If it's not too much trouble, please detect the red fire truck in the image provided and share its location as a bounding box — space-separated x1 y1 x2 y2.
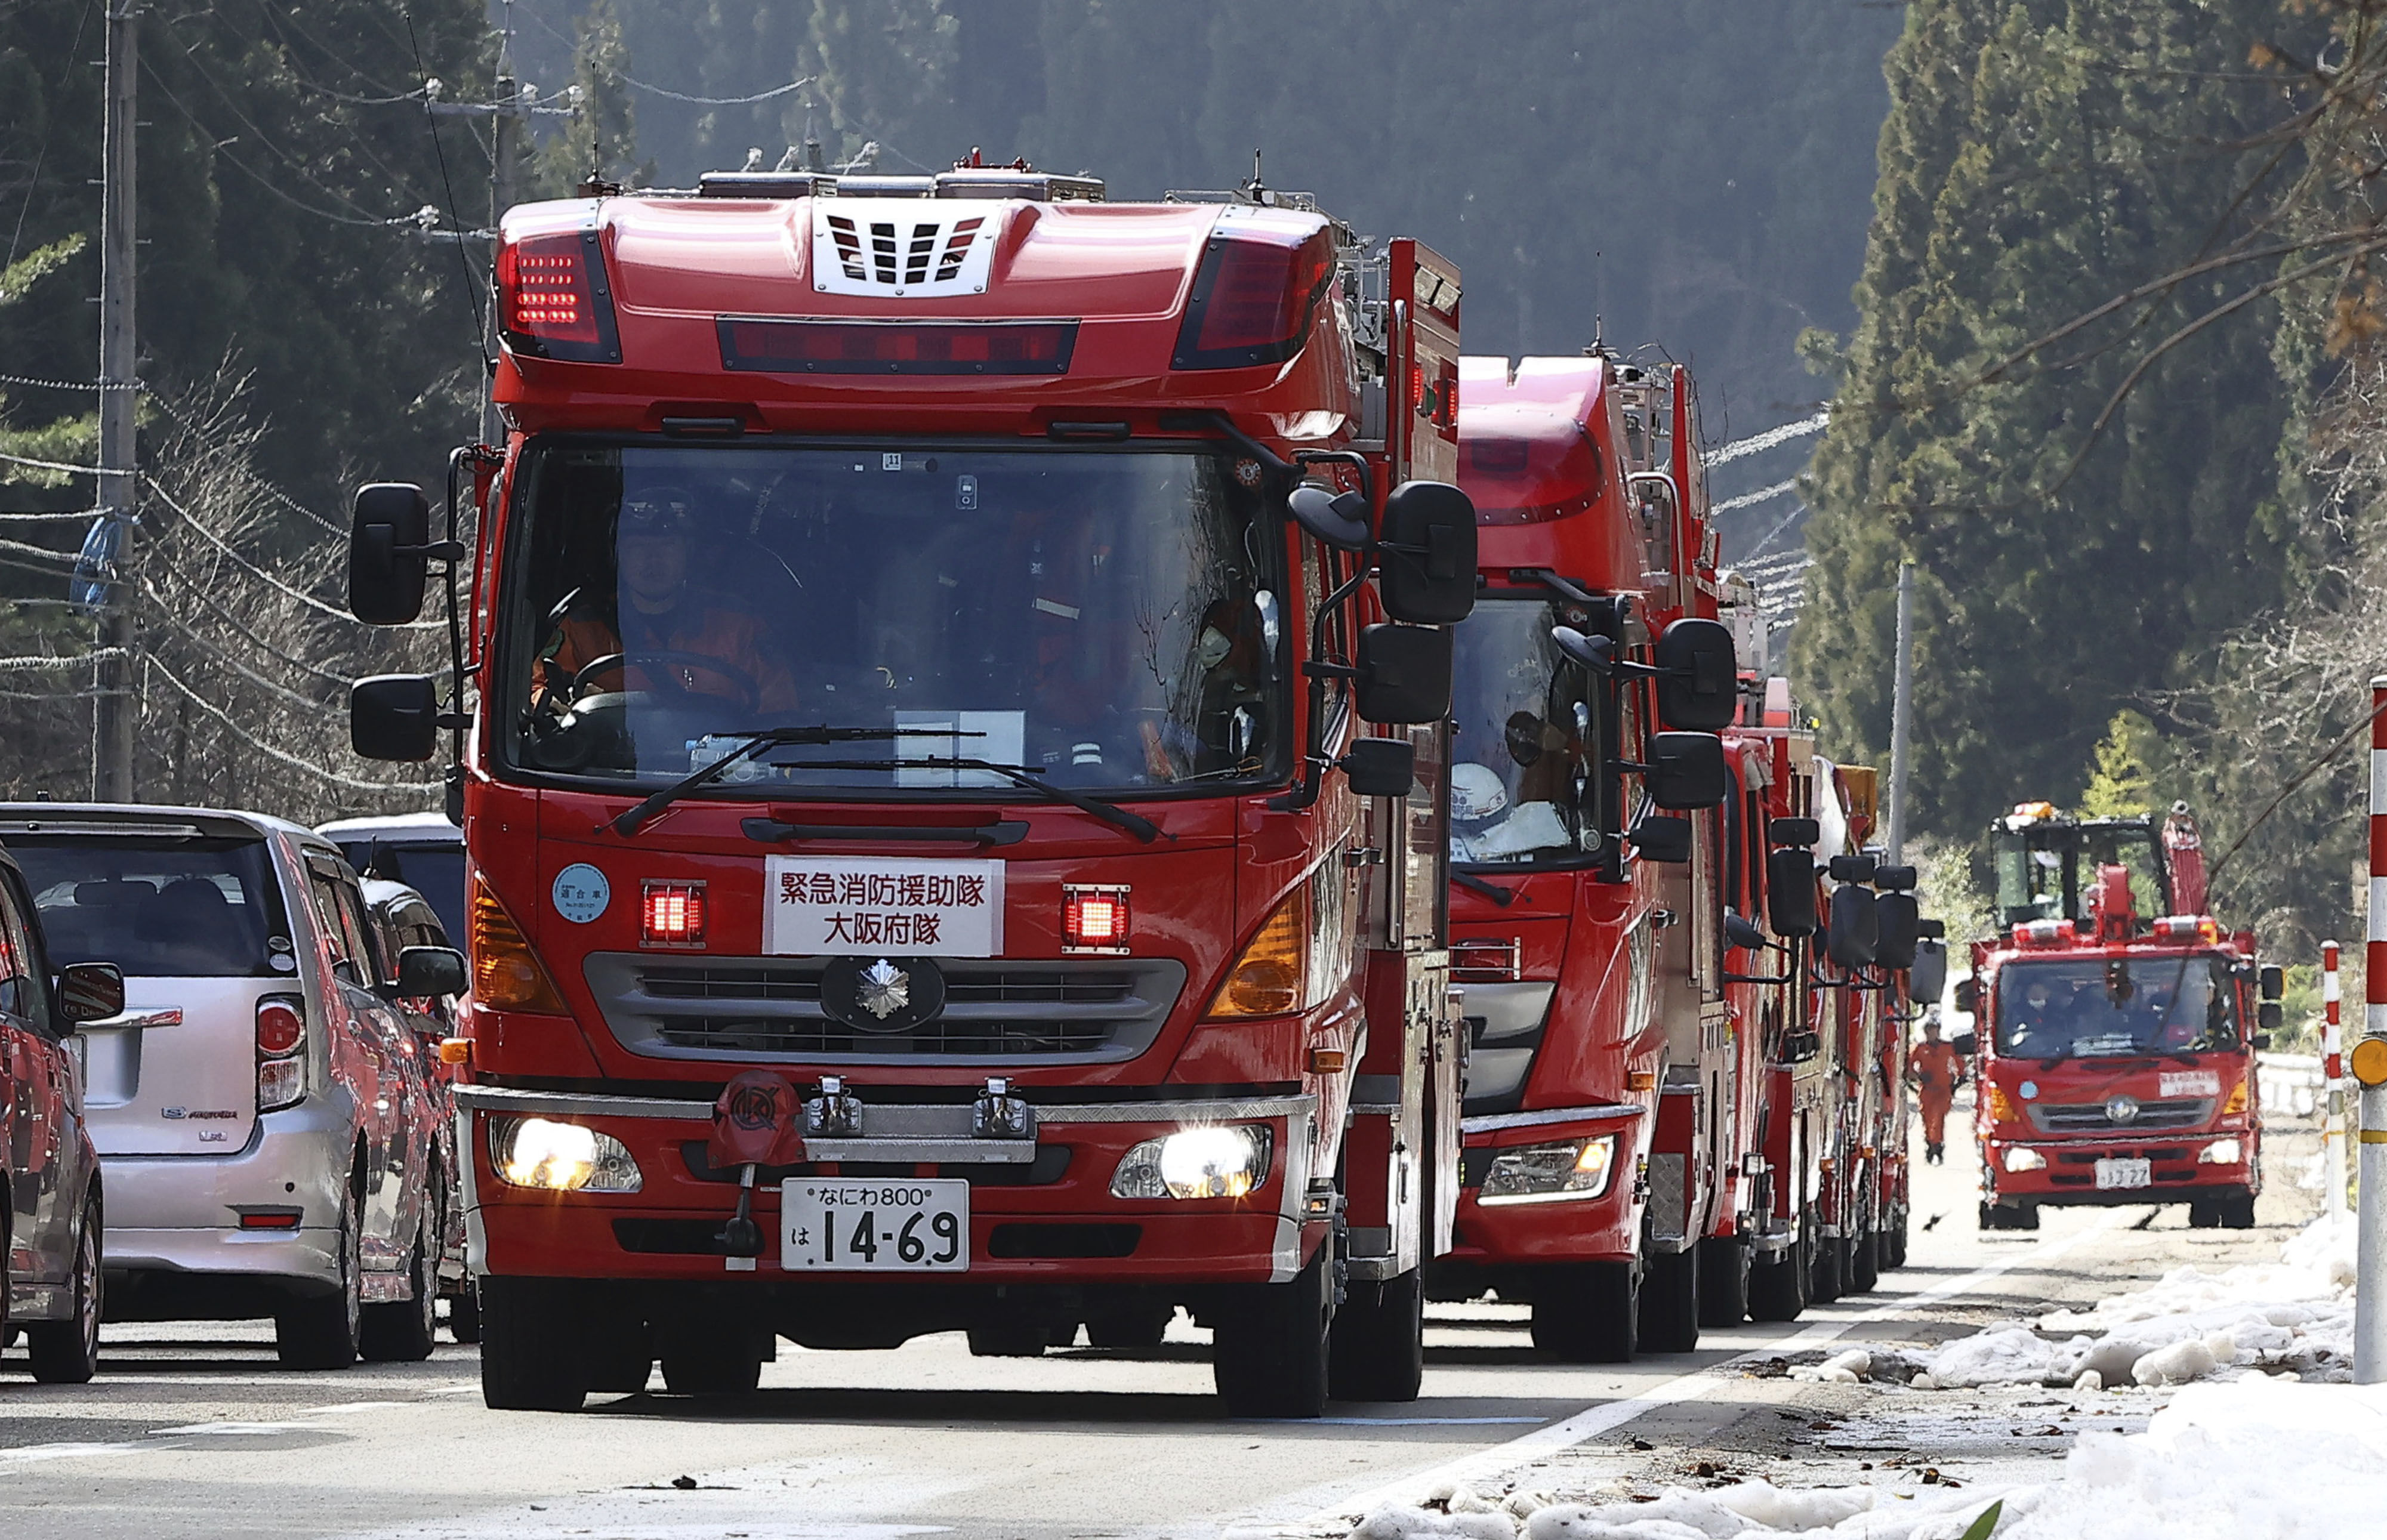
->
341 159 1484 1415
1427 355 1738 1360
1963 805 2276 1229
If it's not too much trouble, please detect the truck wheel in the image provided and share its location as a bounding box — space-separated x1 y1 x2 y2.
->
967 1322 1051 1357
586 1311 656 1393
1638 1246 1700 1354
277 1193 363 1370
1746 1241 1808 1323
27 1195 103 1385
1213 1246 1333 1417
1328 1267 1424 1403
1697 1237 1750 1328
1809 1234 1846 1304
360 1223 439 1363
1084 1301 1174 1351
1530 1261 1638 1363
445 1279 482 1344
1849 1228 1880 1294
2007 1201 2040 1231
2219 1191 2258 1229
661 1329 764 1396
480 1277 591 1411
1882 1214 1909 1270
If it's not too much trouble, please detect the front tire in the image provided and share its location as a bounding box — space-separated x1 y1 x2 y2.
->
1848 1227 1880 1294
1747 1227 1810 1323
445 1279 482 1344
1637 1246 1700 1354
277 1193 362 1371
1530 1261 1638 1363
27 1195 103 1384
480 1277 591 1411
1697 1236 1751 1327
1327 1266 1424 1403
1213 1246 1333 1417
1809 1232 1846 1304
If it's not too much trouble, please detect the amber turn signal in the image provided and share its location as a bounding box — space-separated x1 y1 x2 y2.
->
1308 1046 1347 1075
470 875 568 1013
1206 884 1312 1019
439 1038 473 1066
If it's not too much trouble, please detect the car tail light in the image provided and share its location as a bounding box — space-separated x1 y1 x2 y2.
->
238 1211 302 1230
257 993 306 1112
1062 884 1130 955
1206 884 1312 1019
496 229 621 363
719 317 1077 375
470 875 568 1013
642 880 708 948
1171 226 1336 370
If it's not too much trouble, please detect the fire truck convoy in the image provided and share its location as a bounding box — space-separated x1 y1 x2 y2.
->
343 159 1488 1415
1963 805 2277 1230
1428 353 1933 1357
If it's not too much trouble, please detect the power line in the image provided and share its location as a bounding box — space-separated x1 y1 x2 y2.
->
1711 478 1799 515
622 73 813 107
143 474 443 629
1709 411 1830 468
143 649 440 794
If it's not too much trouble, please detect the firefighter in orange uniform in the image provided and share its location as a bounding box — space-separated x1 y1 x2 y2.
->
542 488 798 718
1910 1013 1965 1165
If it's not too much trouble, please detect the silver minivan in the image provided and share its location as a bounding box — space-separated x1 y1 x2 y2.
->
1 806 461 1368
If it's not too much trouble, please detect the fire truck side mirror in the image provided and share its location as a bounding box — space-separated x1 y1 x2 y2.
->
1874 892 1921 970
1287 483 1372 551
350 674 441 762
1826 885 1879 968
1917 917 1947 939
1643 731 1728 810
2259 965 2284 1001
1950 1028 1978 1058
1953 977 1979 1014
350 482 432 625
1768 816 1821 848
1766 848 1818 936
1376 481 1478 624
1910 939 1948 1003
1652 618 1738 731
1338 737 1416 798
2257 1001 2283 1034
1629 814 1694 863
1353 624 1452 724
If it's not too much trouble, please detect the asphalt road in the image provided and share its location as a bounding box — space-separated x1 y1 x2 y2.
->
0 1106 2315 1540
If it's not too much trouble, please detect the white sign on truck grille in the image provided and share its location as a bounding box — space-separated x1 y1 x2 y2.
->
763 856 1005 957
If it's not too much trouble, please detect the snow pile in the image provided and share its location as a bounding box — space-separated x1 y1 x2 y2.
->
1911 1215 2354 1389
1346 1381 2387 1540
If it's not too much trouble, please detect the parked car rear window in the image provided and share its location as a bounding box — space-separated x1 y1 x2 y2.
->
16 837 290 979
335 841 464 942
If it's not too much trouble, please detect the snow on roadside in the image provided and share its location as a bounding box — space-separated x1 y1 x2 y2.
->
1904 1214 2355 1390
1339 1379 2387 1540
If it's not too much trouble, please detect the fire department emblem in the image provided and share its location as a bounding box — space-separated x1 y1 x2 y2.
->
2104 1094 2141 1125
857 959 911 1020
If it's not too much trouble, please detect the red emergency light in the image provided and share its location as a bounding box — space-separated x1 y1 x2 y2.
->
1172 227 1335 371
2151 915 2223 943
1062 884 1131 955
718 317 1078 376
642 880 708 949
497 230 621 363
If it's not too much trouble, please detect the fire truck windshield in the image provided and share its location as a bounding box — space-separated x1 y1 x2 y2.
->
499 441 1286 795
1994 956 2241 1058
1447 597 1600 866
1993 818 2166 927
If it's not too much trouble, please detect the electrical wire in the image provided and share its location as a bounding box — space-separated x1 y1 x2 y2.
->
138 64 420 229
622 72 813 106
141 649 439 794
137 569 357 690
399 1 492 358
0 647 129 671
3 0 100 273
142 474 443 629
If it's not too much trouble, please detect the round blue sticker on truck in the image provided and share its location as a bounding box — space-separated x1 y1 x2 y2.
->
553 863 610 924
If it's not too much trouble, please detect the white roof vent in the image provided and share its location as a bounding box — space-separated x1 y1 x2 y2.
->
812 197 1001 298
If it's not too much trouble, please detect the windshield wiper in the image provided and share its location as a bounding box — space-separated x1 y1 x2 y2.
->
605 724 974 837
1454 871 1518 906
730 755 1167 844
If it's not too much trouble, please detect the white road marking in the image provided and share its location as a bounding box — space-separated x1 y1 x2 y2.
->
1257 1209 2135 1527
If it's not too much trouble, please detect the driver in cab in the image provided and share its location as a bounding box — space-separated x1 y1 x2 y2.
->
541 488 798 718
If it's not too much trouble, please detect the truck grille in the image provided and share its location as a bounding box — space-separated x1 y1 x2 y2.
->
584 954 1183 1064
2027 1097 2214 1133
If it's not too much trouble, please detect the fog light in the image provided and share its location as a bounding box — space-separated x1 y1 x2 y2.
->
491 1116 643 1192
2198 1137 2243 1165
2003 1146 2047 1173
1110 1125 1273 1199
1479 1135 1617 1205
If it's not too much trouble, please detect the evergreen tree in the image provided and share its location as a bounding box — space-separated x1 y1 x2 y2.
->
1793 0 2302 845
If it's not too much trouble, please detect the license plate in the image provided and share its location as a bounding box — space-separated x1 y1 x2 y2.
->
783 1178 969 1271
2095 1158 2152 1190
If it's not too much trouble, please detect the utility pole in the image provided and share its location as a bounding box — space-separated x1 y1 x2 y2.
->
92 4 140 802
1885 560 1914 865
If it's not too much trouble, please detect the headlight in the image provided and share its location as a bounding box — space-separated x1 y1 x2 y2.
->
1109 1125 1273 1199
2198 1137 2243 1165
2002 1146 2047 1173
490 1116 643 1193
1478 1135 1617 1205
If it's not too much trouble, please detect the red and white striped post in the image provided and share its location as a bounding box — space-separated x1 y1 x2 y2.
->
2326 940 2345 1218
2357 678 2387 1382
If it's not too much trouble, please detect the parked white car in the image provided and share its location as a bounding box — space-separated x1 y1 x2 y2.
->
1 806 462 1368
